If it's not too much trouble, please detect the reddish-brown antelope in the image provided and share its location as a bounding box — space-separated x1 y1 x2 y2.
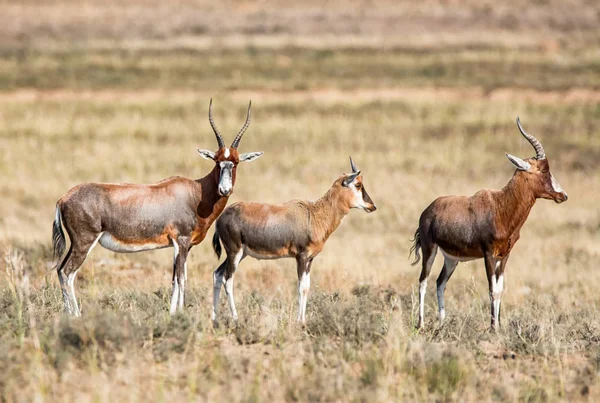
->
211 157 376 324
410 118 568 330
52 100 263 317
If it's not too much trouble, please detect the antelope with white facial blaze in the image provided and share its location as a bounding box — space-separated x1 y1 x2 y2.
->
52 100 263 317
211 157 376 324
410 118 568 330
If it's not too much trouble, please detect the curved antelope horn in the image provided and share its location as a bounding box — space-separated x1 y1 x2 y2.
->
516 117 545 160
231 101 252 149
349 156 358 173
209 99 225 149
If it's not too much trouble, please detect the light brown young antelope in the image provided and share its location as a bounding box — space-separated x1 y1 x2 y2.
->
410 118 568 330
52 100 263 317
211 157 376 323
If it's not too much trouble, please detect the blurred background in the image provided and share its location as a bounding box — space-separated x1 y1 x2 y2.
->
0 1 599 401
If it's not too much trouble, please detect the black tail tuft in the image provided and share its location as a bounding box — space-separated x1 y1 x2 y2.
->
409 228 421 266
52 204 66 267
212 230 222 259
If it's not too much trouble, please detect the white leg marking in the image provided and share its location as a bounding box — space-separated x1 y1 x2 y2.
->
303 272 311 323
169 240 182 313
224 249 243 321
58 272 72 314
212 268 224 321
67 271 81 317
419 279 427 326
170 276 179 315
86 232 104 259
418 250 438 327
297 272 310 323
184 261 188 281
178 275 185 311
492 274 504 325
225 277 237 321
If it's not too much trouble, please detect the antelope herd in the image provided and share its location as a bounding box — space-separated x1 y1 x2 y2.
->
52 101 567 330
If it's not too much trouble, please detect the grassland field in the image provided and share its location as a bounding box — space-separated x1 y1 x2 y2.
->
0 1 599 402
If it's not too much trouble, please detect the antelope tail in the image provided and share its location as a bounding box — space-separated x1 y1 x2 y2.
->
212 230 222 259
409 228 421 266
52 204 66 267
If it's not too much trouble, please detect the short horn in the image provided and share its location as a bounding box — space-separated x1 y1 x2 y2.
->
209 98 225 149
231 101 251 149
516 117 545 160
349 156 358 173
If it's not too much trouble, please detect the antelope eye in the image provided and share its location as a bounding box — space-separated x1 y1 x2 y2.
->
355 183 362 190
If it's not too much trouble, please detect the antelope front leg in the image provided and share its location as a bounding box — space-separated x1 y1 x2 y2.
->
296 256 312 324
484 253 507 330
493 255 509 328
170 238 189 315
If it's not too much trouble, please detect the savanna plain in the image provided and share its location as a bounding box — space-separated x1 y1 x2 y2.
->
0 1 599 401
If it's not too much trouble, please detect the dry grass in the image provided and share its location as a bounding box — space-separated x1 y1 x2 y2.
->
1 1 600 402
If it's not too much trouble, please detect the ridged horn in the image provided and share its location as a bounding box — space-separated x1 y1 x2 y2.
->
231 101 252 149
349 156 358 173
208 99 225 149
516 117 545 160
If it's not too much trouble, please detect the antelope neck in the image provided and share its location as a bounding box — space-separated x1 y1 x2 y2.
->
495 174 537 236
308 186 350 243
195 165 229 219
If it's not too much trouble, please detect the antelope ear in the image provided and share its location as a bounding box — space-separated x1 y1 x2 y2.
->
343 171 361 187
506 153 531 171
197 149 216 160
239 151 264 162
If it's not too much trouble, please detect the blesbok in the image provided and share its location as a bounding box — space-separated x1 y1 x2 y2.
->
410 117 568 330
211 157 376 324
52 100 264 317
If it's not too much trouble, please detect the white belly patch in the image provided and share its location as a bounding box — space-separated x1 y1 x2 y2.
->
99 232 168 253
439 248 478 262
244 246 291 260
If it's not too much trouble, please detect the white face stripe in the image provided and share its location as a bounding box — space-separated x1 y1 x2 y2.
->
218 161 234 195
347 177 370 210
224 148 230 158
550 174 564 193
